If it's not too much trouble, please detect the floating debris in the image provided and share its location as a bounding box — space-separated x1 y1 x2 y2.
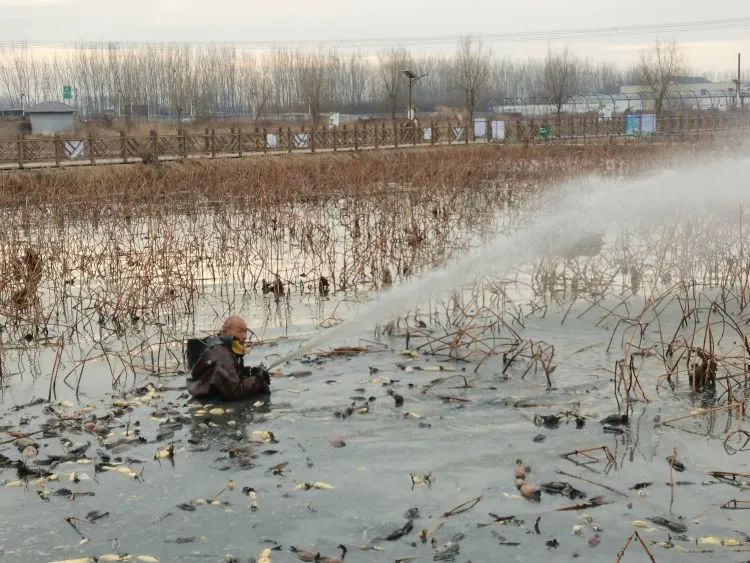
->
290 546 317 562
540 481 587 500
519 483 540 502
329 437 346 448
697 537 720 546
666 455 686 472
153 443 174 460
251 431 277 443
295 482 333 490
647 516 687 533
383 519 414 541
599 414 628 426
556 496 611 511
410 472 432 487
243 487 259 511
317 545 347 563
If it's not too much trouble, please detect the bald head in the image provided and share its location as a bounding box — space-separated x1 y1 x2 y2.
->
221 316 248 345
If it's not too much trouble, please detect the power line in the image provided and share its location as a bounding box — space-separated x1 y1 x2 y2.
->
3 16 750 50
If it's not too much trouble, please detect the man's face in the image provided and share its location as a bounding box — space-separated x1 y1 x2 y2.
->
225 320 248 345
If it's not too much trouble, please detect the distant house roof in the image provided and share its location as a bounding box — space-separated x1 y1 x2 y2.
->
674 76 712 85
622 76 713 88
26 101 75 114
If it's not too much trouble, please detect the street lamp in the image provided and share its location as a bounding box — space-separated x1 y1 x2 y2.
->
402 70 428 121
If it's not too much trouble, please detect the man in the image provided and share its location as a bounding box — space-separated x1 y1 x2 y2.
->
189 316 270 402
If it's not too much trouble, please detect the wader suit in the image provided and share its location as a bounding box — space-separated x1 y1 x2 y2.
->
189 335 270 402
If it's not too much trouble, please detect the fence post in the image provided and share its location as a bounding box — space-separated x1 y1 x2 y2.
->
333 126 338 152
362 123 367 149
149 130 159 163
679 115 685 142
582 117 587 145
88 132 96 165
17 134 24 169
373 124 378 149
569 114 574 142
277 127 282 152
209 129 215 158
182 129 189 160
354 124 359 151
310 126 316 153
287 127 293 153
54 133 61 167
465 120 469 144
393 121 398 148
431 120 436 147
120 131 128 163
204 128 210 153
237 127 243 157
262 128 268 154
447 120 452 145
696 113 700 143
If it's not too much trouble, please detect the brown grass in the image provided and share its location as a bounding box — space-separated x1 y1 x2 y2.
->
0 143 719 210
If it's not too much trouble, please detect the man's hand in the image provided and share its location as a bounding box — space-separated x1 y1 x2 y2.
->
250 365 271 385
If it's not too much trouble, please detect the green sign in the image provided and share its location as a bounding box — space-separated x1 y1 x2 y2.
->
63 85 72 100
539 123 551 140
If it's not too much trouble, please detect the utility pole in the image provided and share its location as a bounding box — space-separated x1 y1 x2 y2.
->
402 70 428 122
733 53 742 110
739 53 744 110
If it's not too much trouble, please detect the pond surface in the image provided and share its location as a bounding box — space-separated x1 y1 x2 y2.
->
1 157 750 562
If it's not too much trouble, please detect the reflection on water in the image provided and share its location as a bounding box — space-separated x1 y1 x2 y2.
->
2 157 750 561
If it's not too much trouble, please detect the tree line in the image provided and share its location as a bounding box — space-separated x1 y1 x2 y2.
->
0 38 739 123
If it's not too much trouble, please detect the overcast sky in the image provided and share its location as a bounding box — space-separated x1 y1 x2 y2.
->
3 0 749 72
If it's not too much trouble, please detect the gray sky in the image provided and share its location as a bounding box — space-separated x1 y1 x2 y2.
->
4 0 750 72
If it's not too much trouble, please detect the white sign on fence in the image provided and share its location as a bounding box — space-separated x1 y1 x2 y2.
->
423 127 432 141
641 114 657 135
491 120 506 141
266 133 278 149
474 119 487 139
451 127 464 141
294 133 309 149
64 140 85 158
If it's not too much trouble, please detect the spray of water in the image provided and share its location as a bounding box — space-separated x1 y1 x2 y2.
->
269 154 750 369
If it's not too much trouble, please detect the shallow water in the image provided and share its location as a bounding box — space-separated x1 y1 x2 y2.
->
1 289 748 562
2 156 750 562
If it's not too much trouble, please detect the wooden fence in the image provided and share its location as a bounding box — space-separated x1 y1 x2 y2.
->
2 113 749 170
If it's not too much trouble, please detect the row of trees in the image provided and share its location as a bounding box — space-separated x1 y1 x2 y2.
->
0 38 723 124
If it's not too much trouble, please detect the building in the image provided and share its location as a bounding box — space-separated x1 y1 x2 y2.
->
26 101 75 135
618 77 741 112
620 77 738 96
0 108 24 118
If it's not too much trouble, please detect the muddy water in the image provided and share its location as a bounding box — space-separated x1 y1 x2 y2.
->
2 180 750 561
1 288 748 562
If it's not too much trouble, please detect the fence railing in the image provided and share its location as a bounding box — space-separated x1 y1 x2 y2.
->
2 113 749 170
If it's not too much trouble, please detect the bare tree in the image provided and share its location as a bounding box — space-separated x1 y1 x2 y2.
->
296 50 334 127
640 39 683 115
543 46 579 120
377 48 410 120
452 36 491 136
